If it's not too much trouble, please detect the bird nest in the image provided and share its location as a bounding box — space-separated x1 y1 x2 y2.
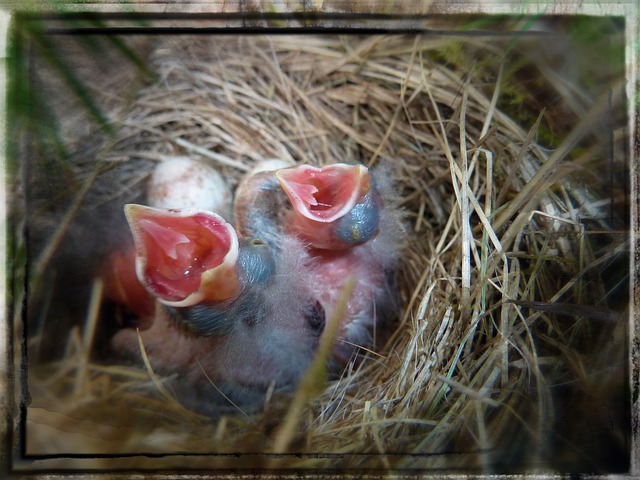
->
13 19 629 474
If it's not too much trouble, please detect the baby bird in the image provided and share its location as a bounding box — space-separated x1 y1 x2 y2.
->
236 162 404 368
108 204 324 413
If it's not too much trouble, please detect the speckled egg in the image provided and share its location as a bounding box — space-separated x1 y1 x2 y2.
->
147 156 233 220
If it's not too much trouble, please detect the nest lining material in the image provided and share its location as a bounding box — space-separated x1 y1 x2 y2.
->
22 32 627 471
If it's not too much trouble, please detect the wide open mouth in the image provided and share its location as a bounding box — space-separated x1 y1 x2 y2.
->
125 204 240 306
276 163 370 223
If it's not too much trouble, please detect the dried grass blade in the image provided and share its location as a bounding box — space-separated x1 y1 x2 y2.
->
73 278 103 397
271 276 356 455
459 82 472 306
135 329 207 424
174 137 250 172
493 82 624 233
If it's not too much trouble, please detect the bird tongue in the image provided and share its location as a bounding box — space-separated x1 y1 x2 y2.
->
289 182 322 208
125 204 241 306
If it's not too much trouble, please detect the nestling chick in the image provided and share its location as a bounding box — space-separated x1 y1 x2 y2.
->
109 205 324 413
276 163 382 249
236 161 404 368
103 162 320 412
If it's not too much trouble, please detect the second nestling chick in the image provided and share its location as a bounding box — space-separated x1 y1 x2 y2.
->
108 205 325 414
236 161 405 369
103 158 323 413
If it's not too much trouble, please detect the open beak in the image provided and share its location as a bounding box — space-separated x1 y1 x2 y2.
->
276 163 381 249
124 204 241 307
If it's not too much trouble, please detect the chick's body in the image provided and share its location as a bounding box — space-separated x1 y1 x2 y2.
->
102 159 322 413
235 161 403 368
111 236 322 413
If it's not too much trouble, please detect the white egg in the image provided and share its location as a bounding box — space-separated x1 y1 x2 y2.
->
147 156 232 219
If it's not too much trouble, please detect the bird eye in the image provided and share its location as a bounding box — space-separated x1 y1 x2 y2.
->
306 300 326 335
333 193 381 245
237 237 276 285
169 304 236 337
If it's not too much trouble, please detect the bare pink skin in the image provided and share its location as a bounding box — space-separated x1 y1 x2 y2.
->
112 307 225 377
306 246 387 364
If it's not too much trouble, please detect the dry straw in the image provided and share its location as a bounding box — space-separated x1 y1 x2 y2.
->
20 28 628 473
